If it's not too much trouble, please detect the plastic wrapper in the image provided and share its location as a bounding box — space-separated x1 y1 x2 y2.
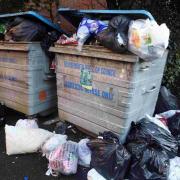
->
87 131 131 180
128 19 170 61
78 138 91 167
15 119 38 129
87 168 107 180
41 134 67 158
77 17 108 51
57 34 78 45
168 157 180 180
47 141 78 176
5 125 53 155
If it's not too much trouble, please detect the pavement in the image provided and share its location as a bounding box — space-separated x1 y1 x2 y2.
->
0 108 85 180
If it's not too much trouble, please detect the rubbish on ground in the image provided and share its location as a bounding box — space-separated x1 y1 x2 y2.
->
155 86 180 114
78 138 91 167
5 125 53 155
152 110 180 128
128 19 170 61
43 117 59 125
145 114 171 132
87 168 107 180
76 17 108 51
54 122 78 136
54 122 69 134
126 117 174 179
47 141 78 176
126 118 178 158
41 134 67 158
157 110 180 120
125 113 180 179
87 131 131 180
96 15 131 53
57 34 78 45
129 148 169 180
15 119 39 129
168 157 180 180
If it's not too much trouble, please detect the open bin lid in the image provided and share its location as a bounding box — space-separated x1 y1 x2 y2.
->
0 11 65 33
58 8 155 27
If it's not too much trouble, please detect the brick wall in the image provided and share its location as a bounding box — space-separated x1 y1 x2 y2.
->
60 0 106 9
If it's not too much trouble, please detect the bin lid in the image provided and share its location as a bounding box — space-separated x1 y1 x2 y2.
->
58 8 155 27
0 11 64 33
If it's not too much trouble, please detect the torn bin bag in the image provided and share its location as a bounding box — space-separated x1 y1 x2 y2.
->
87 131 131 180
96 15 131 53
126 118 178 158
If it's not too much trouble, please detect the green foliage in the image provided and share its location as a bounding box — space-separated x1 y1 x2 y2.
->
163 49 180 98
0 24 6 34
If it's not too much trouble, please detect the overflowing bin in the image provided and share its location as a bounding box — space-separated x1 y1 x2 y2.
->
51 9 168 142
0 11 63 116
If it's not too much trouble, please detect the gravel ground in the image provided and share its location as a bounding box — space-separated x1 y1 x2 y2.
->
0 108 87 180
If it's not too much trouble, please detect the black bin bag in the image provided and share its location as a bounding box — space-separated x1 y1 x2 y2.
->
96 15 131 53
167 113 180 156
154 86 180 114
126 118 178 158
129 148 169 180
125 118 178 180
87 131 131 180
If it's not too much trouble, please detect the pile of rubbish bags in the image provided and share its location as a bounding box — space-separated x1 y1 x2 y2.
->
57 15 170 61
4 105 180 180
